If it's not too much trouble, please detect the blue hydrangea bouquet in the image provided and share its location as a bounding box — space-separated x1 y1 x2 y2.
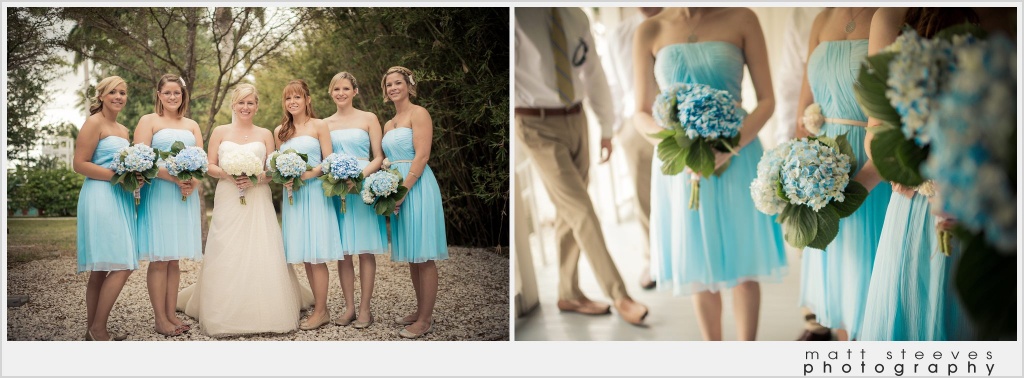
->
267 149 312 205
161 141 208 201
109 143 159 205
749 134 867 249
853 24 984 188
320 152 364 213
361 168 408 216
650 83 744 210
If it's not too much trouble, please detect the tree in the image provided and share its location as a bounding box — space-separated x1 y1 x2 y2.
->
6 8 66 164
257 8 509 247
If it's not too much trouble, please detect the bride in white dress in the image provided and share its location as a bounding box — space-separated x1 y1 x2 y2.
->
177 84 313 337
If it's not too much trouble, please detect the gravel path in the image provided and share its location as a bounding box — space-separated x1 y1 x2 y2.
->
6 247 509 341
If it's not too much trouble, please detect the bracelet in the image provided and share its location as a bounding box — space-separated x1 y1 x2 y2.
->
409 171 420 178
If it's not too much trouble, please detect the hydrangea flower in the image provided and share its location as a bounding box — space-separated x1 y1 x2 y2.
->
322 153 361 180
923 36 1016 253
779 139 852 211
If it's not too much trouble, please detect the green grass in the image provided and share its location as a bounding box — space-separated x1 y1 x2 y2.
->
6 219 77 265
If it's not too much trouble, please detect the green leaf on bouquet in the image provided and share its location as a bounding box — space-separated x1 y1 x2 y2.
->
396 185 409 199
807 205 840 250
781 204 817 249
649 129 675 140
321 179 334 196
169 141 186 155
712 160 731 177
686 138 715 178
832 181 868 218
934 23 988 42
247 175 258 185
374 198 395 216
657 137 686 175
817 135 839 151
775 180 790 203
835 133 858 169
674 131 696 152
853 52 902 126
953 228 1016 340
109 172 124 185
180 172 193 181
869 123 926 187
291 176 305 189
268 154 279 172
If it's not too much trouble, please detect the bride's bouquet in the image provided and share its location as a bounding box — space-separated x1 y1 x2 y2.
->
361 168 408 216
267 149 311 205
320 153 363 213
109 143 159 205
161 141 208 201
750 135 867 249
219 148 262 205
649 83 744 210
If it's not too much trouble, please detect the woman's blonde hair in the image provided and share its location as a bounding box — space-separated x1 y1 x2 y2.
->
329 71 359 94
89 76 127 115
380 66 416 103
154 73 190 118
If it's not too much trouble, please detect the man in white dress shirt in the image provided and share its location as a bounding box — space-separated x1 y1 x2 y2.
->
514 7 648 325
773 6 832 341
605 7 662 290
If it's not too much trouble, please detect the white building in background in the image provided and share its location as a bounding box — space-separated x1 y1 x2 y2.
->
40 134 75 168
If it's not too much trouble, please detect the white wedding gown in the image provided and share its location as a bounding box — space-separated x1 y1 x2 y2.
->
177 141 314 337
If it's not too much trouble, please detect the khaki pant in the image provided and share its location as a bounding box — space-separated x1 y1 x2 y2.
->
515 112 628 301
618 118 654 267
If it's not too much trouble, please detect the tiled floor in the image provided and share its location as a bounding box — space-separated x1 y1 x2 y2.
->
515 217 808 341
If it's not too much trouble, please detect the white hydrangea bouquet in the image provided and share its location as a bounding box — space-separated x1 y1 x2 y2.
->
161 141 208 201
649 83 744 210
219 148 263 205
750 134 867 249
361 168 408 216
267 149 312 205
320 153 364 213
109 143 159 205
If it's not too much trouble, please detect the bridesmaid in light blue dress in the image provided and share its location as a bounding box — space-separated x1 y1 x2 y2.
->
633 8 785 340
274 79 343 331
857 7 1000 341
324 72 389 329
795 7 889 342
381 66 448 339
73 76 136 341
134 74 204 337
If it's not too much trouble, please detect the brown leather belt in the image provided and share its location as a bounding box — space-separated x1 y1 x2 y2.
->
514 103 582 117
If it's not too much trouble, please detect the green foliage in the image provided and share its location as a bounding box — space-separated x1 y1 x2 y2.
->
953 228 1016 340
853 52 902 126
7 8 66 164
868 124 928 187
255 7 509 246
7 166 84 216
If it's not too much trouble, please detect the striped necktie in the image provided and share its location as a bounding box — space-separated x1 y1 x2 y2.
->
549 8 574 107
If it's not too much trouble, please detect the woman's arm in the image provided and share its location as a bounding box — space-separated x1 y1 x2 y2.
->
404 106 434 190
73 117 117 181
854 7 908 195
205 126 227 180
631 17 664 145
794 11 828 139
364 112 385 176
735 8 775 150
301 119 330 180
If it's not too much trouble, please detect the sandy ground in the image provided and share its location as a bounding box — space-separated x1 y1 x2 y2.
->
6 247 509 341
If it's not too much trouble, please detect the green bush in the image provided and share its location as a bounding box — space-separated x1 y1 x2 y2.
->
7 166 84 216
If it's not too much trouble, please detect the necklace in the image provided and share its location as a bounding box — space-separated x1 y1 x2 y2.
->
845 8 866 34
686 9 703 43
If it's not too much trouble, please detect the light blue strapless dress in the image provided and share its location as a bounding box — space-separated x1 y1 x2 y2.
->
381 127 448 262
649 42 786 295
859 194 976 340
280 135 343 264
330 129 388 255
136 128 203 261
798 40 892 339
77 136 138 272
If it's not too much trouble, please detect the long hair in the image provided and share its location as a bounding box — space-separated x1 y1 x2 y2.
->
89 76 127 115
154 73 190 118
903 7 979 38
230 83 259 124
277 79 316 142
380 66 417 104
